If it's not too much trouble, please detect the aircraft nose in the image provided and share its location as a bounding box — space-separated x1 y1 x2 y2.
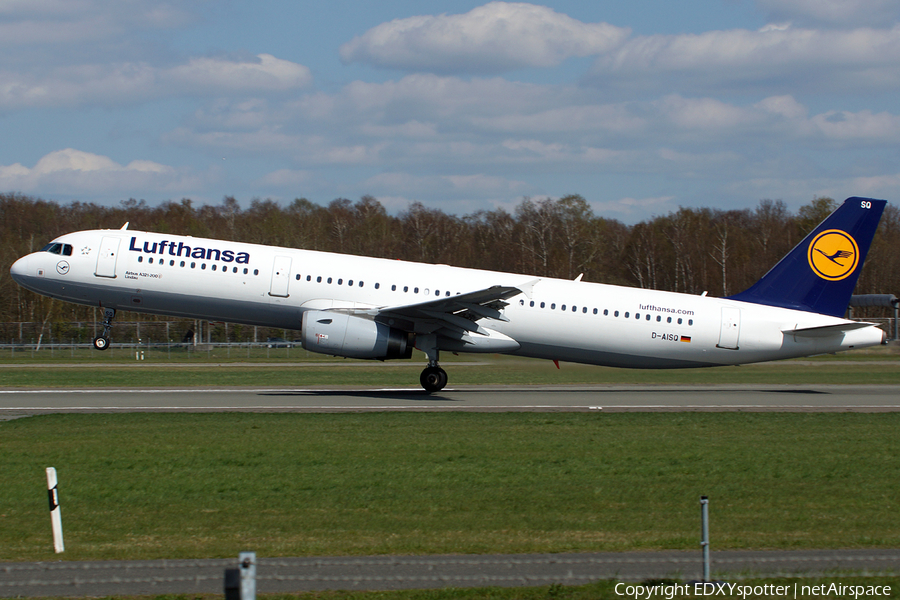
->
10 255 29 284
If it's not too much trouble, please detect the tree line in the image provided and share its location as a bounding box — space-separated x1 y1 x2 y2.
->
2 192 898 328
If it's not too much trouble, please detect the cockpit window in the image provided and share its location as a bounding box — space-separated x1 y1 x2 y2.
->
39 243 73 256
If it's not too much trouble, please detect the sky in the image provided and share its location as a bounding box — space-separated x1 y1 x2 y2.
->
1 0 899 223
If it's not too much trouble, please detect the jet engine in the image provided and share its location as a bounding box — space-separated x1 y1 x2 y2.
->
301 311 413 360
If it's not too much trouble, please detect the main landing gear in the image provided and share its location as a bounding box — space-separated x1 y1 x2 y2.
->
420 365 448 393
92 307 116 351
418 334 448 393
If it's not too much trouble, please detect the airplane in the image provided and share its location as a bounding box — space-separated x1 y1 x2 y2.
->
9 196 888 393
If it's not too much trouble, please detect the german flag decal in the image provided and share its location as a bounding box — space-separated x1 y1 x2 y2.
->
680 336 692 343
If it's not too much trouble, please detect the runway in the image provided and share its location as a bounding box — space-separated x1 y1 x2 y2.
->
2 384 900 418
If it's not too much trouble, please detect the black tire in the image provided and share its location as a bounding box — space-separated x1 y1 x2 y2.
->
420 366 448 393
93 336 110 351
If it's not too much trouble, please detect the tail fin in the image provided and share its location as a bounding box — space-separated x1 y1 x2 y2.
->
728 197 886 317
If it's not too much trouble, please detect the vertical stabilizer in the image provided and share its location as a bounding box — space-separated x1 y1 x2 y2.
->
728 197 886 317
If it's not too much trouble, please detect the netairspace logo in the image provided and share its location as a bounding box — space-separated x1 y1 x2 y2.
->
614 582 892 599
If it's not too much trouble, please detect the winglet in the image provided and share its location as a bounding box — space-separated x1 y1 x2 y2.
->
728 197 886 317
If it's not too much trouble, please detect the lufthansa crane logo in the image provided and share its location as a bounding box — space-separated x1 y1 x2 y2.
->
807 229 859 281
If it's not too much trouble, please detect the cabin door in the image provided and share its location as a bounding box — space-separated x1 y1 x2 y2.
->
95 236 120 278
717 307 741 350
269 256 292 297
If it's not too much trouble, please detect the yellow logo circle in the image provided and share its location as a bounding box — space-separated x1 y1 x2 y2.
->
807 229 859 281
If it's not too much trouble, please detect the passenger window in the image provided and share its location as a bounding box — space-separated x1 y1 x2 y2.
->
180 261 185 267
625 312 629 318
191 262 196 268
667 317 672 323
614 311 619 317
254 269 259 275
414 287 419 293
295 274 301 280
317 276 322 283
338 279 343 285
211 264 215 270
404 286 409 292
646 314 651 321
138 256 143 263
530 301 535 307
359 281 364 287
551 303 556 309
561 304 566 311
327 277 332 284
201 264 206 270
375 283 380 289
604 309 608 316
677 318 683 324
657 316 661 322
540 302 545 308
348 280 353 286
689 319 694 326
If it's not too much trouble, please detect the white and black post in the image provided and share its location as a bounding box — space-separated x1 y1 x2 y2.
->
46 467 64 553
700 495 709 582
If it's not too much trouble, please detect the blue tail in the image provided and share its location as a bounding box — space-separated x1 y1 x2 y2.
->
728 197 886 317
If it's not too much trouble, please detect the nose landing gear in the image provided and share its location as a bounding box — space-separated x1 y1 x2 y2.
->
92 307 116 351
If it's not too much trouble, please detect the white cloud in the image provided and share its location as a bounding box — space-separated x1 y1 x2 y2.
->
339 1 629 74
0 55 312 110
755 0 900 27
167 54 312 93
0 0 195 44
588 24 900 94
0 148 200 195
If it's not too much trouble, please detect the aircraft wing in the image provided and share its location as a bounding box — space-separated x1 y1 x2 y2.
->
350 279 539 337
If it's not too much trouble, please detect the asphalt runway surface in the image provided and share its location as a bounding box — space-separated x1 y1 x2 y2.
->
3 550 900 597
1 384 900 419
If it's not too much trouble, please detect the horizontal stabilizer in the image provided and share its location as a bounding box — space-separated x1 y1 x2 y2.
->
783 321 877 338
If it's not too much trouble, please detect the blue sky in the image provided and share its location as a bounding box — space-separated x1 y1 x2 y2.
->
1 0 899 223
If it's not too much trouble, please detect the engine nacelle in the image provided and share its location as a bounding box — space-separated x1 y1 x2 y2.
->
301 311 412 360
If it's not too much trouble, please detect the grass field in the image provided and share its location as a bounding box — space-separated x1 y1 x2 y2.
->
4 411 900 563
1 347 900 388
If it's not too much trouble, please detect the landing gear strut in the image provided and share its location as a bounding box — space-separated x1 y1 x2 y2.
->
92 307 115 351
417 334 448 393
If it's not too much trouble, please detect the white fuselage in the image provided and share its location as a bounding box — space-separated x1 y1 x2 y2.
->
10 229 885 368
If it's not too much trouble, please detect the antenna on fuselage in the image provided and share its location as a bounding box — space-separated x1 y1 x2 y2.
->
120 222 129 230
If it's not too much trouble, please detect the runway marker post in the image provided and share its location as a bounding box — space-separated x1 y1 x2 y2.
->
700 495 710 581
46 467 64 553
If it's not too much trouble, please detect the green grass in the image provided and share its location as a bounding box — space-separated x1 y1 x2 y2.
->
1 351 900 388
4 412 900 562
